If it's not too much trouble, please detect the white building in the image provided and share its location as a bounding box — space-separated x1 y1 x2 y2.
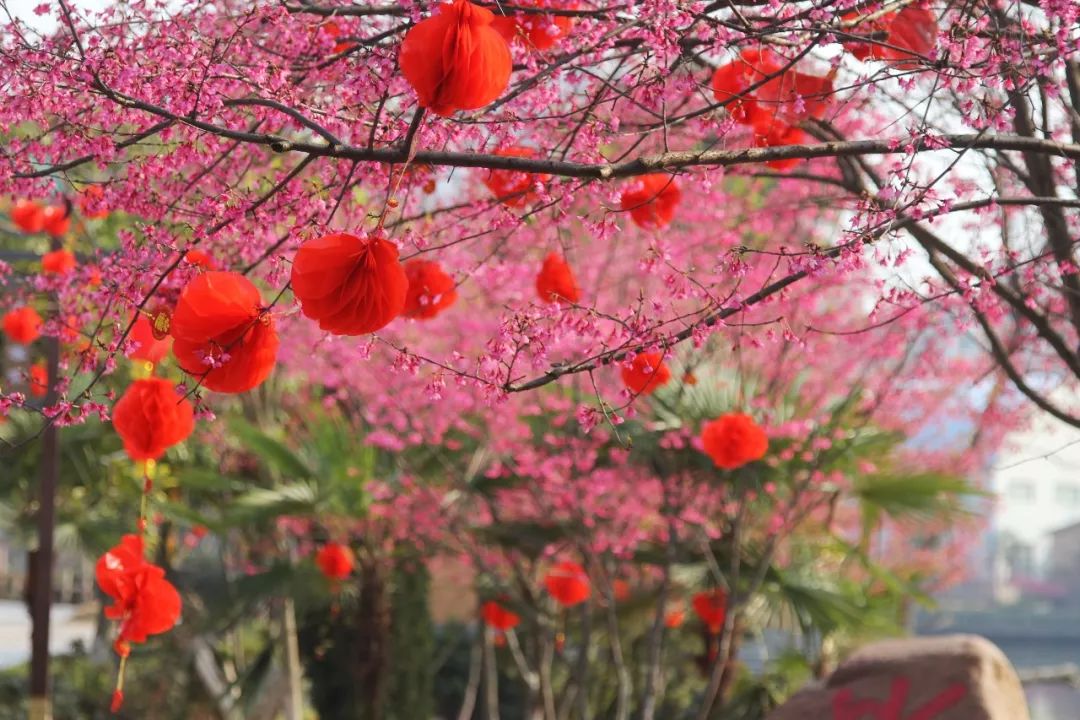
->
989 408 1080 598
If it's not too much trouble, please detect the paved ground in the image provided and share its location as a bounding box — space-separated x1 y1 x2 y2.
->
0 600 96 668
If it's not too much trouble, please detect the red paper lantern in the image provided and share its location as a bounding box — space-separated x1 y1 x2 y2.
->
3 306 43 345
692 589 727 634
711 49 781 125
41 249 76 275
127 313 173 364
77 185 109 219
291 232 408 335
841 10 895 61
482 147 550 207
535 253 581 304
112 378 196 461
544 560 591 607
701 413 768 470
171 271 279 393
481 600 521 631
321 20 357 54
753 67 834 126
621 352 672 396
881 6 937 69
492 0 576 51
752 122 808 171
403 260 458 320
11 199 44 233
316 542 354 580
29 363 48 398
613 579 631 601
620 174 682 229
399 0 512 116
184 249 217 270
41 206 71 237
96 534 182 653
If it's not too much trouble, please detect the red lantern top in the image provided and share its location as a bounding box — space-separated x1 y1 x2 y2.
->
170 271 279 393
481 600 521 631
701 413 768 470
535 253 581 304
692 589 727 634
291 233 408 336
112 378 196 461
621 352 672 396
316 542 355 580
2 306 43 345
403 260 458 320
544 560 591 607
620 174 682 229
96 534 182 651
399 0 512 116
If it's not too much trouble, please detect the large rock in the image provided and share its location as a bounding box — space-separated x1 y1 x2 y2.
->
766 635 1029 720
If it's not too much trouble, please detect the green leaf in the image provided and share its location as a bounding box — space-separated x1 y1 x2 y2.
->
228 418 313 479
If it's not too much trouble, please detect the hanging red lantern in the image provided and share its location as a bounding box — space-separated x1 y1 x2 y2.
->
170 271 279 393
711 49 781 125
3 306 43 345
41 205 71 237
184 249 217 270
880 6 937 69
321 20 358 54
692 589 727 634
535 253 581 304
621 352 672 396
11 199 44 233
482 147 550 207
620 174 682 229
753 67 834 127
492 0 576 51
403 260 458 320
841 9 895 61
127 313 173 364
29 363 48 398
41 248 76 275
751 122 808 171
544 560 591 607
77 185 109 219
112 378 196 461
701 413 768 470
664 607 686 628
481 600 521 631
316 542 354 580
612 579 631 601
291 232 408 335
96 534 182 654
399 0 512 116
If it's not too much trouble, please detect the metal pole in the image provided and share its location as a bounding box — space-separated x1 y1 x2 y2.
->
28 334 60 720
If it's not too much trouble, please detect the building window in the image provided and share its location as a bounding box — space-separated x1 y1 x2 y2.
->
1056 484 1080 505
1007 480 1035 502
